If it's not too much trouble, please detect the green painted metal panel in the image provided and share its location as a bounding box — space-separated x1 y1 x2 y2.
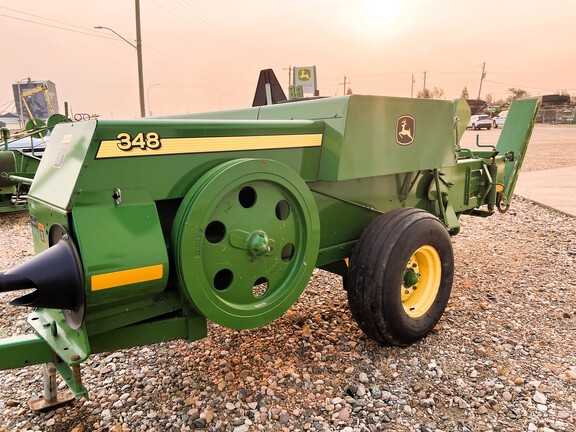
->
15 150 43 176
0 151 17 187
256 95 457 180
496 98 541 201
160 106 261 121
28 308 90 364
84 290 184 336
0 333 54 369
32 119 323 212
26 201 69 253
29 120 97 210
88 314 206 354
335 96 456 180
30 119 324 211
72 189 169 306
256 97 349 181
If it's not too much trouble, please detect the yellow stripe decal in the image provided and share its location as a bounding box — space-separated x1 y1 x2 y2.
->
91 264 163 291
96 133 323 159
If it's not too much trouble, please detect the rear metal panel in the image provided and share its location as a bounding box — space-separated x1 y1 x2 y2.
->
257 95 457 181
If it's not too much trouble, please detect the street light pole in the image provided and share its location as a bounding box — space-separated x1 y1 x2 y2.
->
94 0 146 118
147 83 159 116
219 93 229 109
94 26 136 49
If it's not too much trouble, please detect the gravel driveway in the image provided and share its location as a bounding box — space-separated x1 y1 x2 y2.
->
0 125 575 432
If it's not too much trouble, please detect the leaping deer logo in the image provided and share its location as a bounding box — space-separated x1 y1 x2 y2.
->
399 119 413 140
298 69 311 81
396 115 415 145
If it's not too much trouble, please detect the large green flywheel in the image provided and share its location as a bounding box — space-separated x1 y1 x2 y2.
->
171 159 320 329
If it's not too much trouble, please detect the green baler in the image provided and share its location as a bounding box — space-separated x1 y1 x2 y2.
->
0 128 43 213
0 95 539 405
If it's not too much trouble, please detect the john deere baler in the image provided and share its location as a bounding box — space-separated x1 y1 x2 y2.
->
0 94 539 404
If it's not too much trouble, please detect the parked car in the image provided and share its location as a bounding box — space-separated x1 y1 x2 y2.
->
467 114 492 130
492 110 508 128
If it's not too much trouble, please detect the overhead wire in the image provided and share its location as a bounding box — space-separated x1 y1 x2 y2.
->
0 5 247 87
483 79 554 93
0 7 116 40
143 0 279 85
1 6 570 98
0 100 16 116
0 5 107 34
148 0 282 70
174 0 279 66
142 44 249 85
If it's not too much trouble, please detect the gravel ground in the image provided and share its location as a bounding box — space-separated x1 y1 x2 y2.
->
1 125 575 432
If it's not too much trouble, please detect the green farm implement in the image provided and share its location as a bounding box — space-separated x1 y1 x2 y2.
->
0 93 539 407
0 127 45 212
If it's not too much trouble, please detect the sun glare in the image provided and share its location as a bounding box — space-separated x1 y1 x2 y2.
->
360 0 403 28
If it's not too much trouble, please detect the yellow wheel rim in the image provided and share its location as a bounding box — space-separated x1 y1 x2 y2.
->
401 245 441 318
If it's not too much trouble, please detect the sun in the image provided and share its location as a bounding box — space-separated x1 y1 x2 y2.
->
360 0 403 28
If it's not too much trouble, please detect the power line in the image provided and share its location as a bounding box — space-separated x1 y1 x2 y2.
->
143 44 247 85
176 0 279 65
484 79 555 92
0 10 115 40
148 1 205 31
0 5 105 34
0 5 244 86
0 100 16 116
148 0 279 67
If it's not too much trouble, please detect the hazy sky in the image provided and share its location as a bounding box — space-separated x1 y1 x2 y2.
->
2 1 575 119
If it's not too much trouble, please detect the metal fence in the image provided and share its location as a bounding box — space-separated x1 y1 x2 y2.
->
537 108 576 124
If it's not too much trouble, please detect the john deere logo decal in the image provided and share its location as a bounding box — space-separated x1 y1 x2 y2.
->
396 115 415 146
298 69 312 81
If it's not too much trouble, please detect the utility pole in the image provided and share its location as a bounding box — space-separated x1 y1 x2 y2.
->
423 71 427 94
341 76 348 95
411 73 415 98
477 62 486 100
283 66 292 88
135 0 146 118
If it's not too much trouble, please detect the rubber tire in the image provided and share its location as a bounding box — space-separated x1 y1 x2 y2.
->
487 125 491 130
347 208 454 346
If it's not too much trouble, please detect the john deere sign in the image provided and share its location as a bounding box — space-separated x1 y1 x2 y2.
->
293 66 317 95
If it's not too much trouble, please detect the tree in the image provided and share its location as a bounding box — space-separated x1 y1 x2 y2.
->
485 93 493 105
461 86 469 98
417 87 445 99
507 88 529 103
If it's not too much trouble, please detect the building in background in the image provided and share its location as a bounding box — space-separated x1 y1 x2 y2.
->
0 113 21 134
12 80 59 126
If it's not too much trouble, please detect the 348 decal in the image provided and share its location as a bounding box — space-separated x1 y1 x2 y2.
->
116 132 161 151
